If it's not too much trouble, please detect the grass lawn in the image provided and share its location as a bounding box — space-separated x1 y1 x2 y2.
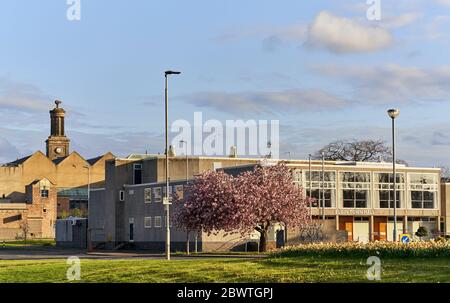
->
0 255 449 283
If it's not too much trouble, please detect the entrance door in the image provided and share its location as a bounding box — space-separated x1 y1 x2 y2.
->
374 217 387 241
339 216 353 242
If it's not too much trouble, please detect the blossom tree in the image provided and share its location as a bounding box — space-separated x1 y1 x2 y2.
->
173 164 311 252
236 164 311 251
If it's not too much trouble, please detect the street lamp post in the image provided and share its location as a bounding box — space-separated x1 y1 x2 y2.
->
180 139 190 254
321 153 325 222
388 109 400 242
83 165 91 251
164 70 181 261
308 154 312 220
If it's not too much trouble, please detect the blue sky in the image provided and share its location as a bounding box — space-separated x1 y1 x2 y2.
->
1 0 450 167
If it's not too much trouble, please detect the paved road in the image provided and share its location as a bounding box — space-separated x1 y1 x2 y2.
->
0 247 266 261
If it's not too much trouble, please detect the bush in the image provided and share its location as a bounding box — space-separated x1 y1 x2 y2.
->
415 226 429 239
270 241 450 259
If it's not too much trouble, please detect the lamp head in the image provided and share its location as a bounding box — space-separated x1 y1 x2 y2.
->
165 70 181 76
387 109 400 119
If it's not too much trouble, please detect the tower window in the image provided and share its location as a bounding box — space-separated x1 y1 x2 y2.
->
41 189 49 198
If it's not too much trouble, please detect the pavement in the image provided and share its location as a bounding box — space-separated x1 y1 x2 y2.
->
0 246 267 261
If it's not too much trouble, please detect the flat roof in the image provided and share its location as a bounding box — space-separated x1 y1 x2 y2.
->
113 155 440 171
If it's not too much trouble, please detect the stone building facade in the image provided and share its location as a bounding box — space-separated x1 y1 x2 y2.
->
0 101 114 240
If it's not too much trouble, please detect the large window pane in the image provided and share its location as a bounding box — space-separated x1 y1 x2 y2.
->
341 172 370 183
379 191 400 208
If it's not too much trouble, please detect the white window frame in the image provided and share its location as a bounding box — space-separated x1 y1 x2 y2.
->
302 170 337 208
144 188 152 203
339 171 371 209
119 190 125 202
373 172 406 209
154 216 162 228
144 217 152 228
153 187 162 202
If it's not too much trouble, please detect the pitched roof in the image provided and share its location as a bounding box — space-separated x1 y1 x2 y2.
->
52 156 69 165
5 154 33 166
87 152 115 165
86 155 103 165
2 151 48 167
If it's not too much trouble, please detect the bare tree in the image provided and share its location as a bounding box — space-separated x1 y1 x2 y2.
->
440 166 450 182
314 139 407 165
19 221 30 244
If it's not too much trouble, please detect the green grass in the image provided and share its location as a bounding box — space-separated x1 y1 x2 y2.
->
1 239 55 247
0 255 449 283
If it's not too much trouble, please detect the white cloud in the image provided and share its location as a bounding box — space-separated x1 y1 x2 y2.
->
0 137 20 164
425 15 450 42
0 77 51 112
381 13 421 29
313 64 450 104
305 11 393 53
437 0 450 6
183 89 349 114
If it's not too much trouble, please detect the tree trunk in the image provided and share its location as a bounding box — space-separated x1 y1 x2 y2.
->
186 230 190 255
259 228 269 252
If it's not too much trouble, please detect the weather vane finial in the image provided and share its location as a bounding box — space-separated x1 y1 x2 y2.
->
55 100 62 108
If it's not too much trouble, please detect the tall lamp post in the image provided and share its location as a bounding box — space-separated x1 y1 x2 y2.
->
388 109 400 242
164 70 181 261
321 152 325 222
83 165 91 251
180 139 190 254
308 154 312 220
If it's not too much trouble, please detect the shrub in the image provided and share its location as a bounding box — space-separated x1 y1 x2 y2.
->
415 226 429 239
270 241 450 259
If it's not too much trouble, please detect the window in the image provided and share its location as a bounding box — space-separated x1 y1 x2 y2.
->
304 171 336 208
379 191 400 208
343 190 368 208
144 217 152 228
154 216 162 228
340 172 370 208
341 172 370 183
375 173 404 208
133 164 143 185
306 189 333 208
175 185 184 199
40 189 49 198
409 173 438 209
144 188 152 203
119 190 125 202
153 187 162 202
411 191 435 209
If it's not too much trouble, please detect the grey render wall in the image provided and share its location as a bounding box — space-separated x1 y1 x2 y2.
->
122 180 192 251
89 189 106 243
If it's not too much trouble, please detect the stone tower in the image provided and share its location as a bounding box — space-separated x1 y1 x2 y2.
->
46 100 70 160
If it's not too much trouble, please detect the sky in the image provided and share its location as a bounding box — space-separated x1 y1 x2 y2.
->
1 0 450 167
